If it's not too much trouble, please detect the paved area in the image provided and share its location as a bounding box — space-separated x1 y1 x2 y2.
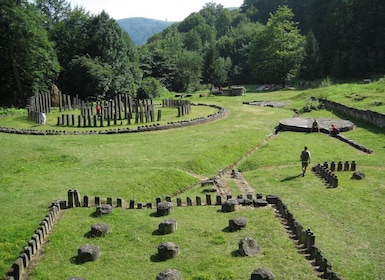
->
279 117 355 133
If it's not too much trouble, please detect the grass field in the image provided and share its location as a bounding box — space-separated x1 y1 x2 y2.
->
0 81 385 279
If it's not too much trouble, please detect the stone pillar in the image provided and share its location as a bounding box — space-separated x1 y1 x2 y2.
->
344 161 350 171
177 197 182 206
206 194 212 205
107 197 112 206
95 196 101 206
12 257 24 280
74 189 81 207
67 189 74 208
216 195 222 205
129 200 135 209
196 196 201 206
351 160 356 171
330 161 336 172
337 161 343 171
186 197 192 206
83 195 89 207
117 198 122 208
100 115 104 127
156 197 161 205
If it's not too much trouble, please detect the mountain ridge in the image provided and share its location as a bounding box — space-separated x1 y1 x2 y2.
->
117 17 176 46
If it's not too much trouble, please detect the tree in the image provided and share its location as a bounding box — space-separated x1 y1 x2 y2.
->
217 21 263 84
174 51 203 92
136 77 163 99
248 6 304 87
85 11 141 97
0 0 60 107
35 0 71 30
202 43 231 89
62 55 112 100
299 30 321 81
55 10 141 98
241 0 285 24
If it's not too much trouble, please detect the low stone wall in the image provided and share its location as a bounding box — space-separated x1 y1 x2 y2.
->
0 104 226 136
320 99 385 129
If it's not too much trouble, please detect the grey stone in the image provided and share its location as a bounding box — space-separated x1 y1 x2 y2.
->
254 199 268 207
158 242 179 261
96 204 113 215
351 171 365 180
156 269 182 280
67 277 84 280
239 237 260 256
222 199 239 212
229 217 247 231
157 202 173 216
77 244 100 262
266 194 279 204
238 198 253 205
158 219 177 235
91 223 110 237
250 268 275 280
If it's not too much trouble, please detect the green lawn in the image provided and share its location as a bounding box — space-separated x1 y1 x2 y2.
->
0 83 384 279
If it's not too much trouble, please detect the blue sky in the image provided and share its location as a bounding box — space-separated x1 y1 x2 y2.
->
68 0 244 21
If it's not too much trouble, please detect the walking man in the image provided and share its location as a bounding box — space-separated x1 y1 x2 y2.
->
300 146 311 176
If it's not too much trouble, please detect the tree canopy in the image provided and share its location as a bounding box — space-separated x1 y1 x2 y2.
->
0 0 384 107
249 6 304 87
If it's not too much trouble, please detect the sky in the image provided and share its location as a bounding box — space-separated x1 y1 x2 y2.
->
68 0 244 22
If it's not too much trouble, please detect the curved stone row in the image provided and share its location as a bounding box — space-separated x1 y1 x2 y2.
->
0 104 226 136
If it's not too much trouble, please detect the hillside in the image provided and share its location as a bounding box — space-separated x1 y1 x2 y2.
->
117 17 176 45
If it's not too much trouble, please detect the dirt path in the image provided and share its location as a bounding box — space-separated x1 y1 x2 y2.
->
212 131 277 199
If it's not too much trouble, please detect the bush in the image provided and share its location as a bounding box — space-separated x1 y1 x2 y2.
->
318 76 333 88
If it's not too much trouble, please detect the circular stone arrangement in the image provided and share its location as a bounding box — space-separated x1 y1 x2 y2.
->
279 117 355 133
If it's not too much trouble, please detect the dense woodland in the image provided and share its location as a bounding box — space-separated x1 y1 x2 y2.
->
1 0 385 107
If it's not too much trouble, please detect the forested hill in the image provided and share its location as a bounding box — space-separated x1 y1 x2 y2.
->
117 17 176 45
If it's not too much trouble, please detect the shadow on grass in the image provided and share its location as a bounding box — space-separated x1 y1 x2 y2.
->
70 256 86 265
152 230 162 236
89 211 100 218
231 250 241 257
149 212 160 217
222 226 243 233
150 254 163 262
280 174 303 182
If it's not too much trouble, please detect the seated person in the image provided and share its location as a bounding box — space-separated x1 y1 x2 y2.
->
330 124 339 136
312 119 320 132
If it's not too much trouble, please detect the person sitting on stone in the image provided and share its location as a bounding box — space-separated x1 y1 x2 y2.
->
312 119 320 132
330 124 339 136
